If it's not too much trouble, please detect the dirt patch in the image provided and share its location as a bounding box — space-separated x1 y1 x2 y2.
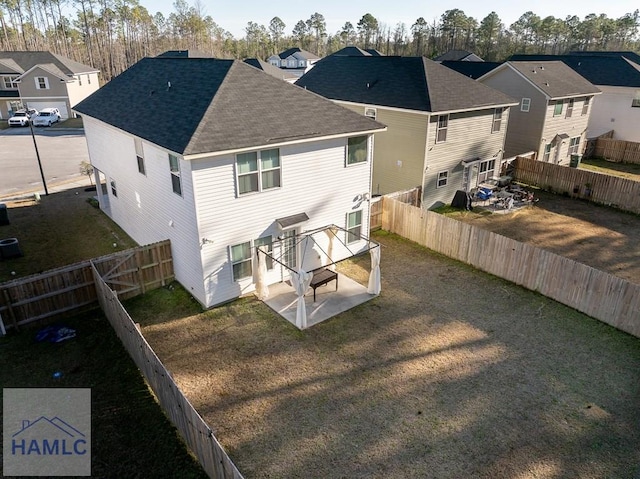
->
453 190 640 285
133 233 640 479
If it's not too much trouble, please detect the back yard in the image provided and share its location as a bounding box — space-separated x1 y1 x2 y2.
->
128 232 640 479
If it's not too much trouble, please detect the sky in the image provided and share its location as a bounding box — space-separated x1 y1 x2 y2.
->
145 0 640 38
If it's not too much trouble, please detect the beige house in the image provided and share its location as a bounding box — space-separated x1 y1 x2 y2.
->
296 55 518 209
0 51 99 120
478 61 601 164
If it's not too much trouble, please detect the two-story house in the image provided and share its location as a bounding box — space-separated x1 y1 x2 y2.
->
73 57 385 309
509 53 640 142
0 51 99 120
295 55 518 209
267 48 321 79
478 61 601 164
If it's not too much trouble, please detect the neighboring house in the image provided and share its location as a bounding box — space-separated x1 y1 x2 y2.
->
478 61 601 163
296 56 518 209
266 48 321 78
243 58 298 82
434 50 484 62
0 51 99 120
73 57 385 308
441 60 501 79
329 46 385 57
510 53 640 142
156 50 212 58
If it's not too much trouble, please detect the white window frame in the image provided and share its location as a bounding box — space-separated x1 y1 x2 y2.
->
437 170 448 188
436 114 449 143
632 91 640 108
110 178 117 197
492 108 503 133
169 153 182 196
87 74 91 85
2 76 18 89
236 149 281 196
582 97 591 115
364 107 377 120
346 136 368 166
521 98 531 112
565 98 574 118
568 137 580 156
298 60 305 67
346 210 362 244
35 76 49 90
287 59 296 67
135 138 145 175
477 159 496 184
543 143 552 162
230 241 252 281
553 100 563 117
78 75 82 86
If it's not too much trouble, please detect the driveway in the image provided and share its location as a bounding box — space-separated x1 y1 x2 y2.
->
0 128 89 197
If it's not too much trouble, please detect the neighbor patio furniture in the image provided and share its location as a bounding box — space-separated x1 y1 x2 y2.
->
310 267 338 302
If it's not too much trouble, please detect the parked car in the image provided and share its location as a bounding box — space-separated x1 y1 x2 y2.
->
8 108 38 127
33 108 61 127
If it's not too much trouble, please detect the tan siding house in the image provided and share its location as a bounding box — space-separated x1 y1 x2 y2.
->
479 61 600 165
0 51 99 120
297 56 518 209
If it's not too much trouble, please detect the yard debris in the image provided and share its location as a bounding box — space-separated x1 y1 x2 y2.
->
35 325 77 343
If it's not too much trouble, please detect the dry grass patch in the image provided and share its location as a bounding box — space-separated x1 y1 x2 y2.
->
128 232 640 479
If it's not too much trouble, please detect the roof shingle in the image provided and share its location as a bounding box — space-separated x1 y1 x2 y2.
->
0 51 97 75
504 61 602 97
73 57 385 156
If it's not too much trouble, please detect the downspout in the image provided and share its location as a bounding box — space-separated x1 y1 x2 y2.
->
419 114 431 209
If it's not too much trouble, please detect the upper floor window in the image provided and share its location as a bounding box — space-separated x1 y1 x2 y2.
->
364 107 377 120
521 98 531 112
346 210 362 244
347 136 368 165
287 59 296 67
87 74 91 84
436 114 449 143
582 97 591 115
298 60 305 67
35 76 49 90
135 138 145 175
492 108 503 133
236 148 281 195
110 178 118 197
565 98 574 118
78 75 82 86
169 153 182 196
632 91 640 108
270 59 279 66
2 76 18 89
553 100 563 116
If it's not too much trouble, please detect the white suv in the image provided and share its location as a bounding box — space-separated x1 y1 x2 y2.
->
8 108 38 127
33 108 61 127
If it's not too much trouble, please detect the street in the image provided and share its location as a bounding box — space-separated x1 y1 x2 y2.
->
0 128 90 197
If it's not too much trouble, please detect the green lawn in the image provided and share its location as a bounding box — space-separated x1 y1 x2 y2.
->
580 157 640 182
0 312 207 478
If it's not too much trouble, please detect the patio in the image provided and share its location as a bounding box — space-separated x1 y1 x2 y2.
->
263 273 376 329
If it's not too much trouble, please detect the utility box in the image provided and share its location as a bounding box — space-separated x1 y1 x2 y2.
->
570 154 582 168
0 203 8 225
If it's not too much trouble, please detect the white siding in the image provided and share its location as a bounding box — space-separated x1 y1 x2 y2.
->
192 136 373 307
423 108 509 209
67 72 100 109
82 117 206 303
587 86 640 142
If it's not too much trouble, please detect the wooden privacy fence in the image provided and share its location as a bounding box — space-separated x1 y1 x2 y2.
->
370 186 422 231
512 156 640 214
382 197 640 338
91 264 243 479
591 138 640 164
0 240 173 331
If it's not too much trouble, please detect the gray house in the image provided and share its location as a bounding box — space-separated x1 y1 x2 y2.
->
478 61 601 164
296 55 518 209
0 51 99 120
267 48 321 79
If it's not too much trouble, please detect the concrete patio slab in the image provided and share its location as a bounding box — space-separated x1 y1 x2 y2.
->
263 273 377 328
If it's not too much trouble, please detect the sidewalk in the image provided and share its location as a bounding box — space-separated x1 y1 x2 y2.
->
0 175 94 202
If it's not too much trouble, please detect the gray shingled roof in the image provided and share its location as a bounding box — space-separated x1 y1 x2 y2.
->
509 54 640 88
0 51 97 75
441 61 502 79
243 58 296 80
434 50 482 62
73 57 385 156
569 50 640 65
296 56 516 113
506 61 601 98
0 58 24 74
331 46 372 57
277 48 320 60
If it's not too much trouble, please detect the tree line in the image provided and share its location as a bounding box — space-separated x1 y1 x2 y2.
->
1 0 638 82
